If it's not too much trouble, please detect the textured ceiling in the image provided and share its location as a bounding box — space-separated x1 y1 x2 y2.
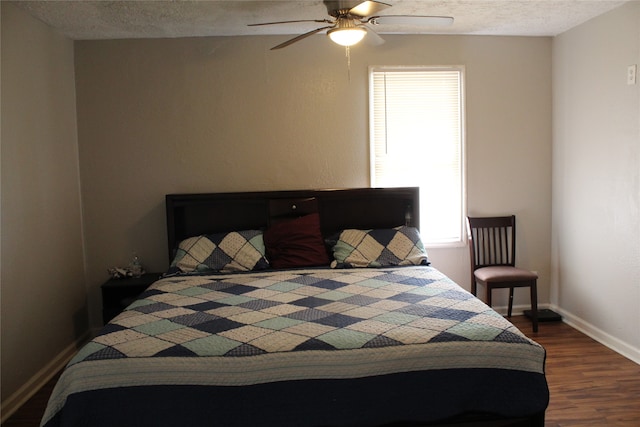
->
13 0 628 40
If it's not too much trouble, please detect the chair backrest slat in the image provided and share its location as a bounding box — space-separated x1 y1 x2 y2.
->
467 215 516 270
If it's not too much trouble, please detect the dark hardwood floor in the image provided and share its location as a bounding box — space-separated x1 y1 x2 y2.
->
2 370 61 427
3 316 639 426
510 316 640 426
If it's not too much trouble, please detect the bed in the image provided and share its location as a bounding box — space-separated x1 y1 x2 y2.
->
42 187 548 427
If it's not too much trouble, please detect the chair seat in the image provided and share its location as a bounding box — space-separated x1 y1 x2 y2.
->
474 266 538 283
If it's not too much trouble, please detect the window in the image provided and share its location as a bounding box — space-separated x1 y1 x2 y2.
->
369 66 465 245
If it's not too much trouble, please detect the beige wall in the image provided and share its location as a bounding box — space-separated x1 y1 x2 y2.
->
1 3 86 406
552 2 640 362
75 34 552 327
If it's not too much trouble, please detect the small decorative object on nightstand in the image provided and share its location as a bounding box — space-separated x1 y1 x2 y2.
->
101 272 161 324
128 253 145 278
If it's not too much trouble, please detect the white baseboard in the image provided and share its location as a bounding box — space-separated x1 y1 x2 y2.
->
494 303 640 365
548 304 640 365
490 303 545 317
0 334 88 423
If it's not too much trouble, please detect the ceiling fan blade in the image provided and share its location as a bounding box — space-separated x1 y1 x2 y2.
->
368 15 454 27
249 19 333 27
349 1 391 18
270 25 335 50
363 25 385 46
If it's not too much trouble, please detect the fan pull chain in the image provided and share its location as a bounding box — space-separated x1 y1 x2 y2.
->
345 46 351 82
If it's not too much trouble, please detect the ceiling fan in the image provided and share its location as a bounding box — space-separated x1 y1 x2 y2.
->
248 0 454 50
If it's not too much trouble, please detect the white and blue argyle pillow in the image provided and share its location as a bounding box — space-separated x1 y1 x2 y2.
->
331 226 429 268
169 230 269 274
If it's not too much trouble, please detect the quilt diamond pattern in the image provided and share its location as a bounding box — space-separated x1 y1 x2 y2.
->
73 267 535 364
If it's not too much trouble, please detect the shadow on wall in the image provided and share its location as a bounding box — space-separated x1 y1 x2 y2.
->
128 199 171 273
73 304 90 344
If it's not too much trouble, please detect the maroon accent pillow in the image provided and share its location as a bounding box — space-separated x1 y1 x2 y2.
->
264 213 330 269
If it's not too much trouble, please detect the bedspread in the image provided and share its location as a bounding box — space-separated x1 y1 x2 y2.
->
42 266 548 427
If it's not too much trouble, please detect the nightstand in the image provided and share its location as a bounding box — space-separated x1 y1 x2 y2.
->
101 272 162 324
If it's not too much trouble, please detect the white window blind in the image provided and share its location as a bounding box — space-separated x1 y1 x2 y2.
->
369 67 465 245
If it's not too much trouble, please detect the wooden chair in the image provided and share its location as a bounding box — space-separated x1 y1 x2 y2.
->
466 215 538 332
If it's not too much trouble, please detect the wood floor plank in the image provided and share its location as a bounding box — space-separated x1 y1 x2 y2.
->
3 316 639 426
510 316 640 427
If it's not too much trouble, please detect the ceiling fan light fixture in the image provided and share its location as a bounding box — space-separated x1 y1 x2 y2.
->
327 26 366 47
252 1 453 51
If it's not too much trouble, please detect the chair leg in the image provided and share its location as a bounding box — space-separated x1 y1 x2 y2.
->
507 287 514 317
530 282 539 333
486 285 492 308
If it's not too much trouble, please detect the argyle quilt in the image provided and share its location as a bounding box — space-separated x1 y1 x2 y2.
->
43 266 547 426
76 266 539 361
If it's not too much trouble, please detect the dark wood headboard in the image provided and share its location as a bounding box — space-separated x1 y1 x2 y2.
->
165 187 419 262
